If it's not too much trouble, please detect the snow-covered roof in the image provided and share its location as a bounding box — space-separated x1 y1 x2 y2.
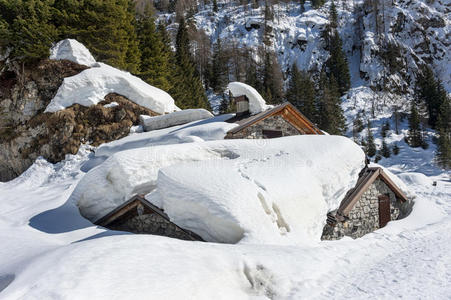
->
49 39 96 67
44 62 179 114
227 82 270 114
140 109 213 132
73 135 365 245
93 114 237 159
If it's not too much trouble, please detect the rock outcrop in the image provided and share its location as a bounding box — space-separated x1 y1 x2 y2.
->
0 59 158 181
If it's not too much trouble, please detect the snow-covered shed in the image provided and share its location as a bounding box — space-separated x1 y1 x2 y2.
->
225 102 323 139
95 194 203 241
225 82 322 138
322 167 412 240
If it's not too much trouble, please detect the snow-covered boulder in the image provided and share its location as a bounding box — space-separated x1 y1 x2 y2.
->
44 62 178 114
74 135 365 245
49 39 96 67
140 109 213 132
227 82 270 114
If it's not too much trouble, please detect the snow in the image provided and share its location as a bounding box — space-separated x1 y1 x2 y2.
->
1 1 451 298
74 135 365 244
45 62 178 114
103 101 119 108
93 114 237 159
227 82 270 114
0 144 449 298
49 39 96 67
140 108 213 131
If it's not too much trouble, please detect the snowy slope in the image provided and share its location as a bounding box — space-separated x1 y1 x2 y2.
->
0 144 449 299
190 0 450 92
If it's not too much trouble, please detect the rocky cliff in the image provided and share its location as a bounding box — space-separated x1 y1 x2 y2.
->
0 59 157 181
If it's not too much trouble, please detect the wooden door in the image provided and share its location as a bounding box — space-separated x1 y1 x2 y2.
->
378 195 391 228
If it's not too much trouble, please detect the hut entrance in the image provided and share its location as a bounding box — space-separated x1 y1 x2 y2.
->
378 194 391 228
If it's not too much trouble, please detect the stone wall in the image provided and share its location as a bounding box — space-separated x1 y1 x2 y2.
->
227 115 301 139
109 212 200 241
321 179 409 240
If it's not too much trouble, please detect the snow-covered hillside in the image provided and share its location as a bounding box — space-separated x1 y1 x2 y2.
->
189 0 450 92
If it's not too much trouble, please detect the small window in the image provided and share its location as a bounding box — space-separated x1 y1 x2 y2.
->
262 129 283 138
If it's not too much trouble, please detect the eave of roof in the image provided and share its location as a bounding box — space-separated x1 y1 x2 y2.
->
94 195 204 241
94 194 169 226
226 102 322 135
338 167 408 216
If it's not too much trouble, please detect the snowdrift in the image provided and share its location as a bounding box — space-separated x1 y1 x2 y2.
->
49 39 96 67
46 39 179 114
227 82 270 114
94 115 237 158
140 109 213 132
74 135 365 245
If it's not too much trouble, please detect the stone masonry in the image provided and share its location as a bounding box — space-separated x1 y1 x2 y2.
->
228 115 301 139
321 179 411 240
109 212 200 241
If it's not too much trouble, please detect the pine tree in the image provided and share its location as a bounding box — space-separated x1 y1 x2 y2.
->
407 100 424 148
329 1 338 29
210 38 228 93
381 121 390 138
317 72 346 134
320 1 350 96
0 0 57 62
213 0 218 13
172 17 210 110
416 66 447 128
137 8 172 92
55 0 141 72
381 139 391 158
436 96 451 168
393 143 400 155
262 50 284 104
374 153 382 163
219 93 230 114
311 0 326 9
245 55 262 93
366 121 377 157
286 64 317 122
354 111 365 133
327 31 350 95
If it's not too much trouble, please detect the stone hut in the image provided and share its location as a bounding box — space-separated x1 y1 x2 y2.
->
95 195 203 241
225 101 323 139
322 167 411 240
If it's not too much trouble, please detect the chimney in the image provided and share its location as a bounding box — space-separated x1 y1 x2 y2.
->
234 95 249 116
